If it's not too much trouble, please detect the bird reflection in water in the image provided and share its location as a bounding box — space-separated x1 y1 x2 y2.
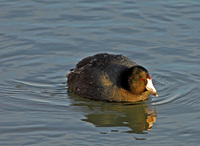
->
71 96 157 134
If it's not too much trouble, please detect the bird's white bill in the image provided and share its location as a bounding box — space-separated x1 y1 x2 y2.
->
146 78 158 97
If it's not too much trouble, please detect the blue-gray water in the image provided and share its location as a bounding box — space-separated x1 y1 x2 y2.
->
0 0 200 145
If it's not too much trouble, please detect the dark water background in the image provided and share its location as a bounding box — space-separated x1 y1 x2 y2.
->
0 0 200 145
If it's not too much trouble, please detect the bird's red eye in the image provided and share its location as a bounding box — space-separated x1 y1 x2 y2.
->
140 78 144 81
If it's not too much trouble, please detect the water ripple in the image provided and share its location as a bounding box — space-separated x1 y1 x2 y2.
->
4 79 69 107
149 68 199 108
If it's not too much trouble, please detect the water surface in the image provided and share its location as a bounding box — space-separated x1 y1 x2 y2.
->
0 0 200 145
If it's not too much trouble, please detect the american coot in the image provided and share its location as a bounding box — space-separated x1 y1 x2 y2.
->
67 53 158 102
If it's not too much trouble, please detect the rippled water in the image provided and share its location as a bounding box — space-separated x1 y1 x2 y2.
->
1 0 200 145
